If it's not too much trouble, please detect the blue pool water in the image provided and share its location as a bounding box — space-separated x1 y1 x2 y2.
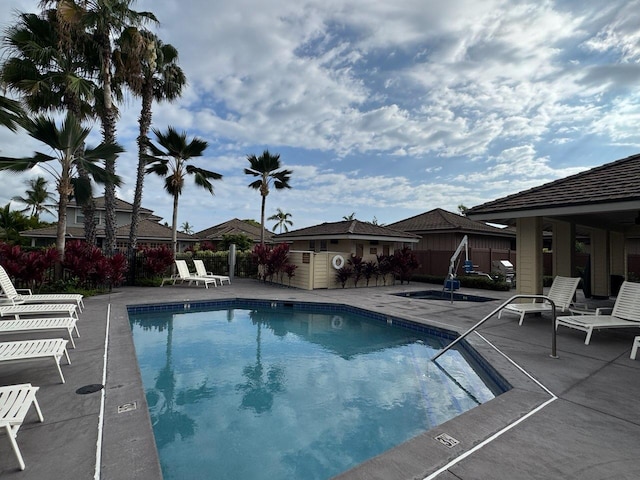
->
129 302 507 480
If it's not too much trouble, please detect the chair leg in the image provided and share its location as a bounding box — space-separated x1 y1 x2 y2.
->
5 424 25 470
584 328 593 345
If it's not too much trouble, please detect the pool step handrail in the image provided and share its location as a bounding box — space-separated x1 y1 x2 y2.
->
431 294 558 362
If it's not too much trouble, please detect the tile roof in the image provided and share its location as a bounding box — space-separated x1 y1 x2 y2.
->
196 218 272 242
66 196 154 215
387 208 513 236
20 219 196 241
467 153 640 216
275 219 420 240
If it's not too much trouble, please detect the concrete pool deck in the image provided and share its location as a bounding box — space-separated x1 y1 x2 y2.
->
0 279 638 479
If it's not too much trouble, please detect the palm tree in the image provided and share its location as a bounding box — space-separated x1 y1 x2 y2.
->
267 208 293 233
244 150 292 244
0 94 24 132
114 29 186 263
1 9 100 244
47 0 158 255
180 221 193 235
0 112 123 261
0 203 30 243
12 177 56 220
145 127 222 256
343 212 356 221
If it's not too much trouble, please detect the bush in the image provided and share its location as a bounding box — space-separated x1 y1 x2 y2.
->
411 273 510 291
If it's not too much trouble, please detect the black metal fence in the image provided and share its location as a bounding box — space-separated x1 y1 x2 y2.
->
127 251 259 285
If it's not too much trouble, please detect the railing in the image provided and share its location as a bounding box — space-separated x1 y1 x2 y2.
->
431 295 558 362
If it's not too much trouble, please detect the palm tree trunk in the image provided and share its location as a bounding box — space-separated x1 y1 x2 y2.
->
127 81 154 282
100 36 119 256
260 194 266 245
172 193 179 256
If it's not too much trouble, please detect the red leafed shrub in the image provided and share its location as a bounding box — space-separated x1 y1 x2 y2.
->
64 241 128 289
0 243 59 289
252 243 296 283
141 245 174 276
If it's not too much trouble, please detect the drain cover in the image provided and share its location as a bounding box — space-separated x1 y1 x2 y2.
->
118 402 137 413
434 433 460 448
76 384 104 395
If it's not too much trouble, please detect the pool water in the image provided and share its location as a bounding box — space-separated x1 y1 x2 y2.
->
129 304 504 480
396 290 497 302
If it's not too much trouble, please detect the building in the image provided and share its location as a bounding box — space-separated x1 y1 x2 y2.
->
20 197 198 252
467 153 640 298
196 218 272 249
273 219 420 289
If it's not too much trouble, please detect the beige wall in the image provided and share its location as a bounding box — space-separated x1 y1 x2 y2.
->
550 220 575 277
516 217 543 295
414 232 512 251
610 231 626 278
589 228 609 297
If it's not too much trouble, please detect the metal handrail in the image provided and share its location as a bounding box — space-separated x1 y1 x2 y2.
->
431 294 558 362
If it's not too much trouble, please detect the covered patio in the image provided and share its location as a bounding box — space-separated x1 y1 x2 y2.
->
466 153 640 298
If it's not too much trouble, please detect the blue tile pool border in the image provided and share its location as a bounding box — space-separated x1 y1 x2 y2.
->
127 297 511 393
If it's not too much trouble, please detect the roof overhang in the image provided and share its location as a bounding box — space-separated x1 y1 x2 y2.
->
276 234 420 243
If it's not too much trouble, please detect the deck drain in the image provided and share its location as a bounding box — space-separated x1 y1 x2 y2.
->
118 402 137 413
76 384 104 395
434 433 460 448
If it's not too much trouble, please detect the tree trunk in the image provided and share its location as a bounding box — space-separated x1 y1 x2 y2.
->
260 194 266 245
172 193 179 256
127 81 154 283
100 37 118 256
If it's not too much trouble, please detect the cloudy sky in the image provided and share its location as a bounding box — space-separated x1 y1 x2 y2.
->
1 0 639 232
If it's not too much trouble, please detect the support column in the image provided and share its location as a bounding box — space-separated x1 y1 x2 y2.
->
516 217 543 296
610 231 626 295
551 220 575 277
589 228 610 298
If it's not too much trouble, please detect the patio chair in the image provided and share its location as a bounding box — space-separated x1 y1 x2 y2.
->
0 265 84 311
163 260 216 289
498 276 581 325
631 336 640 360
0 303 79 321
193 259 231 285
556 281 640 345
0 339 70 383
0 318 79 348
0 383 44 470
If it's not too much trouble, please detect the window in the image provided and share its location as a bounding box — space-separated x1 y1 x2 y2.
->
320 240 327 251
309 240 316 251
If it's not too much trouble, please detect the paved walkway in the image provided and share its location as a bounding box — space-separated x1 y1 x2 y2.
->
0 279 637 479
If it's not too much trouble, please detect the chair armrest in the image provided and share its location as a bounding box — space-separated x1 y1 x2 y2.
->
595 307 613 315
15 289 33 295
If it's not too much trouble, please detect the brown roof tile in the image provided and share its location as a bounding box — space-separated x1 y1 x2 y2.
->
467 153 640 215
196 218 272 242
275 219 420 240
388 208 513 236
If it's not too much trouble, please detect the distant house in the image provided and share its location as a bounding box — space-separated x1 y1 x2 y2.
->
387 208 516 277
196 218 273 249
273 219 420 289
20 197 198 252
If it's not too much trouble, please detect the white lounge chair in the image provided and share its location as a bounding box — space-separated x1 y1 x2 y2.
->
0 303 79 321
0 266 84 311
0 339 70 383
0 383 44 470
556 281 640 345
193 259 231 285
161 260 216 289
631 336 640 360
0 318 79 348
498 276 581 325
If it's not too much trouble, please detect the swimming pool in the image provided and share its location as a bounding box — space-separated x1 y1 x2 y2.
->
128 300 508 480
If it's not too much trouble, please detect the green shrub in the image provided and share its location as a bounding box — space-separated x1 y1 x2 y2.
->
411 273 510 291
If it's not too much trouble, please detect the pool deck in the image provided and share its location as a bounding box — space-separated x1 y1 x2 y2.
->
0 279 638 479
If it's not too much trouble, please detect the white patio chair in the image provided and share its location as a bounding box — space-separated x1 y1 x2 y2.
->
0 265 84 311
193 259 231 285
557 281 640 345
0 383 44 470
0 318 79 348
0 339 70 383
498 276 581 325
0 303 78 321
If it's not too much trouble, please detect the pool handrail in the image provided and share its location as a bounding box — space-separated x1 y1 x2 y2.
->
431 294 558 362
